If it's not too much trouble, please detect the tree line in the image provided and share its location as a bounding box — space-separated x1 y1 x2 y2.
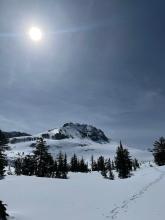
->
14 138 140 179
15 138 89 179
91 142 140 179
0 129 140 180
12 135 165 179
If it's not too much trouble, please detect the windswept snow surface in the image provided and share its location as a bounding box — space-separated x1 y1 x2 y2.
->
0 164 165 220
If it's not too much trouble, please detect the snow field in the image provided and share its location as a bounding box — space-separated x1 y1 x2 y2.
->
0 163 164 220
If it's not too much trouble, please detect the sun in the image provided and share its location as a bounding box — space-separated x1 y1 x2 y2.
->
29 26 42 42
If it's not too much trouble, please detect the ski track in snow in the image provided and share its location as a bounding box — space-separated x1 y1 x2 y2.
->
105 166 165 219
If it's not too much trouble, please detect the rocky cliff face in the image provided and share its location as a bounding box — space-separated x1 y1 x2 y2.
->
52 123 109 143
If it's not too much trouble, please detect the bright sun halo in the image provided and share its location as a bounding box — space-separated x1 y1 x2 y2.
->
29 27 42 42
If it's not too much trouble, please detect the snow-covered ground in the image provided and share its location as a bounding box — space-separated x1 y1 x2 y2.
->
0 163 165 220
4 125 158 220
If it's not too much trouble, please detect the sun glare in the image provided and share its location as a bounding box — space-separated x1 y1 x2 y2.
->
29 26 42 42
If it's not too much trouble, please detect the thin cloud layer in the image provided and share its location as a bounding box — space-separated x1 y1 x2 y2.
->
0 0 165 148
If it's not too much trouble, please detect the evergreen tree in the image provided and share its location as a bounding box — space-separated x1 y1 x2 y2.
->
69 154 89 173
100 157 108 178
33 138 53 177
111 160 115 170
132 158 140 171
153 137 165 166
105 158 111 171
91 155 94 171
70 154 78 172
101 158 115 180
92 160 98 171
0 201 9 220
97 156 105 171
108 169 115 180
115 141 132 178
52 160 57 177
0 130 8 177
57 151 64 171
55 151 68 178
63 153 68 173
0 151 7 177
0 130 8 148
21 155 35 176
15 157 22 175
45 154 55 178
79 157 88 172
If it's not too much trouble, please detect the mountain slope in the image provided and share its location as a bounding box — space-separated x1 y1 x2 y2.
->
7 122 152 162
9 122 109 144
8 138 152 162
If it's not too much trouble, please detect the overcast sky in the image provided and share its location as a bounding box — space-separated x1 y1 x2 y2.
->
0 0 164 148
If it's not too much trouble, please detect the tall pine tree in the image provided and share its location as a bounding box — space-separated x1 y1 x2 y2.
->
115 141 132 178
55 151 68 178
70 154 78 172
0 130 8 177
33 138 53 177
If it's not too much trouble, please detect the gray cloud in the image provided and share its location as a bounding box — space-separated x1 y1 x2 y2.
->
0 0 165 148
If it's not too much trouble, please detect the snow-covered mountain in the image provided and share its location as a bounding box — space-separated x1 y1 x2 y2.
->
37 122 109 143
9 122 109 144
7 122 152 162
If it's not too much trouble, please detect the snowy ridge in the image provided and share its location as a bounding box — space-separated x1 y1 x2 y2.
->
9 123 109 147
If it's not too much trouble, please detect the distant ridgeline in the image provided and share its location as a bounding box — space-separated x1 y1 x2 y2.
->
4 131 31 138
9 122 109 144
